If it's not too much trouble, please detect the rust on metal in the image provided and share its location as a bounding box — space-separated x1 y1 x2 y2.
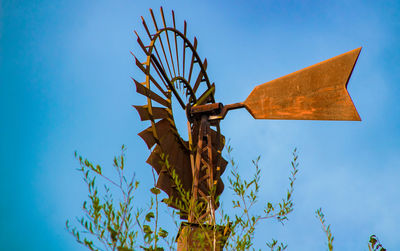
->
191 102 222 115
192 58 208 93
138 119 170 149
133 105 170 121
132 8 362 248
194 83 215 106
244 48 362 121
134 78 170 107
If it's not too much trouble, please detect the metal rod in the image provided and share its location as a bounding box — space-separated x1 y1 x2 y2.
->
182 21 187 79
149 57 168 88
206 124 215 225
151 54 186 109
134 31 168 88
160 7 176 78
133 54 168 96
150 8 173 79
208 102 246 120
172 10 180 76
141 16 166 75
187 37 197 84
193 83 214 106
134 30 148 55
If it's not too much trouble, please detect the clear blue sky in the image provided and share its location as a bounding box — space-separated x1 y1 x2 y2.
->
1 0 399 250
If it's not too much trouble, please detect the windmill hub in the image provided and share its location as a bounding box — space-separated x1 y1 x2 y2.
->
188 102 223 122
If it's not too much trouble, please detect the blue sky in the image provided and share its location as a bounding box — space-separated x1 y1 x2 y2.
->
1 0 399 250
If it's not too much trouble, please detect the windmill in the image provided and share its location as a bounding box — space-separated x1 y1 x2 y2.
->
132 7 361 250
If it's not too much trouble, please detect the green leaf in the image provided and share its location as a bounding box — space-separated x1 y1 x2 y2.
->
158 228 168 238
143 224 152 234
150 187 161 195
369 235 377 248
107 225 118 242
95 165 102 174
145 212 155 222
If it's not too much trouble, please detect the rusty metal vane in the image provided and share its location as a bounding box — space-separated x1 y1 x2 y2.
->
202 48 361 122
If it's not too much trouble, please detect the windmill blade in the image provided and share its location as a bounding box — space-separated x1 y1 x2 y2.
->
216 179 224 199
134 79 171 107
146 133 192 206
152 131 192 198
157 168 175 195
133 105 171 121
139 119 171 149
146 146 163 174
244 47 362 121
159 133 192 189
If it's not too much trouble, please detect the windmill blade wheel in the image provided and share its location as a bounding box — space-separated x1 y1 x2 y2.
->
133 7 226 222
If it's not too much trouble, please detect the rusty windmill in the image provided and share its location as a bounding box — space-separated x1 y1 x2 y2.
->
132 7 361 250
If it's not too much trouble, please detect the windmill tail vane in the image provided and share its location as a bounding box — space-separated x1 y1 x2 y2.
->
242 47 362 121
132 6 361 233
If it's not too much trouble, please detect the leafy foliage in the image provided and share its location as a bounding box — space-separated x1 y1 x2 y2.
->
368 235 386 251
67 145 387 250
66 145 170 251
220 145 298 251
315 209 386 251
266 239 288 251
315 208 334 251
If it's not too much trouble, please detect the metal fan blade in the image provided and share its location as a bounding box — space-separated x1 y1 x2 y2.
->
157 133 178 194
134 30 149 56
216 178 224 197
161 136 182 183
158 133 192 189
139 119 171 149
146 146 163 174
133 56 168 97
134 79 170 107
133 105 170 121
157 170 175 195
244 47 362 121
